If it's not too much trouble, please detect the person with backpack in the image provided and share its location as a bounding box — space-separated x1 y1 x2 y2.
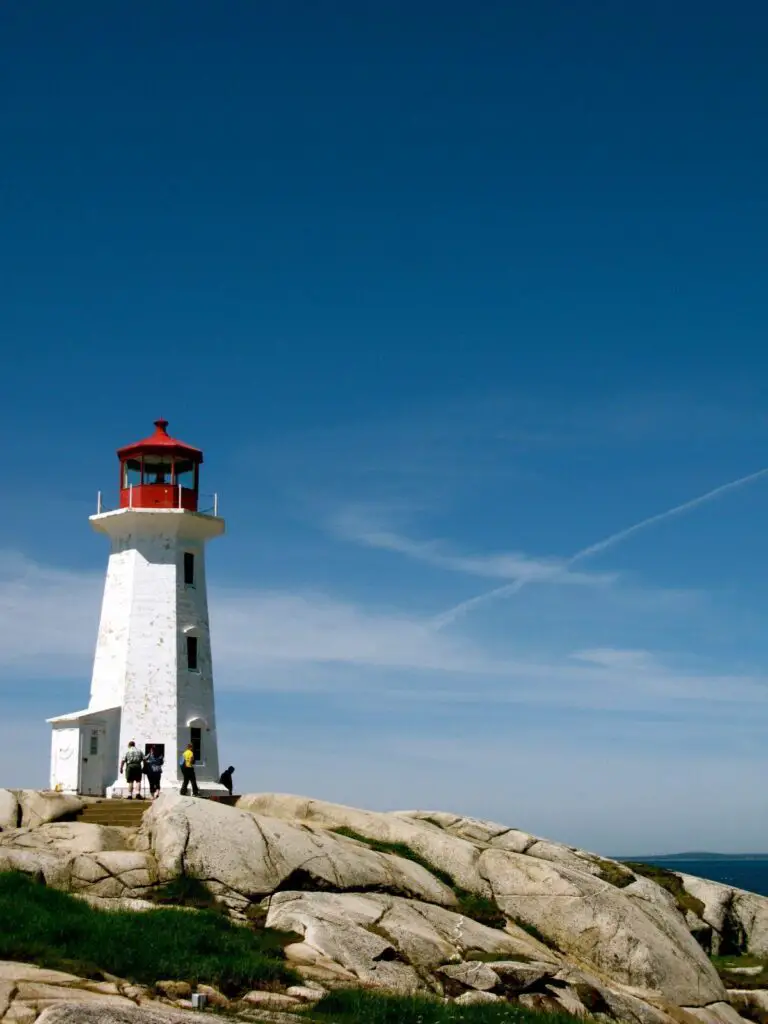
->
119 741 145 799
144 746 164 799
179 742 199 797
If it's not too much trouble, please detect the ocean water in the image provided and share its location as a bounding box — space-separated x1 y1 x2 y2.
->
637 859 768 897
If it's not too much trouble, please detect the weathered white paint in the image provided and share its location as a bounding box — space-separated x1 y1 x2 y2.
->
48 707 121 795
50 726 80 793
49 506 226 797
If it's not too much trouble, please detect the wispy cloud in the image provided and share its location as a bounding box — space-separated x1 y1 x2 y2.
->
331 506 615 586
0 551 102 672
1 549 766 716
571 647 658 670
0 550 495 681
433 466 768 628
210 587 491 674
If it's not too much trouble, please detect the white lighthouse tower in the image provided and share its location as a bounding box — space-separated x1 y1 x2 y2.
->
48 419 227 797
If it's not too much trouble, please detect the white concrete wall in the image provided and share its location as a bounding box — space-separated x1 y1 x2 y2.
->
50 726 80 793
88 545 135 712
176 540 221 784
102 707 121 792
88 509 225 795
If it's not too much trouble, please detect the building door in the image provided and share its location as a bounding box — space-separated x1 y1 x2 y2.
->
51 727 80 793
79 727 106 796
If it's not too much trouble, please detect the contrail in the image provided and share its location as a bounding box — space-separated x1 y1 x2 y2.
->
432 466 768 630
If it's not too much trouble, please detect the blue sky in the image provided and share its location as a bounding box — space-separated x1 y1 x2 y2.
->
2 2 768 854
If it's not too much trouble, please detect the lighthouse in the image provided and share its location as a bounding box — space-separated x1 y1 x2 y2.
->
48 419 226 797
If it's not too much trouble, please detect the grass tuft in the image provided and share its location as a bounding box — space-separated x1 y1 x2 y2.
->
333 828 454 886
332 827 507 929
590 857 635 889
146 875 224 913
506 917 552 948
622 862 706 918
464 951 532 963
0 871 299 996
309 988 582 1023
711 954 768 989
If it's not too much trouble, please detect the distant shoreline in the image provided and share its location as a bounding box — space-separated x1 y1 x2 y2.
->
615 853 768 862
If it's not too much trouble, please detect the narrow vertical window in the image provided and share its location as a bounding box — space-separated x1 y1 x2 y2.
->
184 552 195 586
191 726 202 763
186 636 198 671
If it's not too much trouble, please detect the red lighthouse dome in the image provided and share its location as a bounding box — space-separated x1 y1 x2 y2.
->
117 419 203 511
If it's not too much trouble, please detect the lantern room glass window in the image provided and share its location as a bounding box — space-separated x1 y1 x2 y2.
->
123 460 142 487
143 456 173 485
175 459 196 489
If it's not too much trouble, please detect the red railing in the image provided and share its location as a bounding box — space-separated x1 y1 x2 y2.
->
96 489 219 516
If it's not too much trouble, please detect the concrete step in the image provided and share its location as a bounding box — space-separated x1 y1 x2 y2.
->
76 801 149 827
75 794 240 828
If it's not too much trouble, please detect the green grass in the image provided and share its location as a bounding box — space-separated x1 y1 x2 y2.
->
506 918 551 948
0 872 300 996
590 857 635 889
332 828 455 887
464 951 532 964
711 954 768 989
146 875 225 914
332 828 507 929
309 989 582 1024
622 862 706 918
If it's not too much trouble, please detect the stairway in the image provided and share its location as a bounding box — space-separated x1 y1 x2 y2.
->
75 794 240 828
76 799 149 828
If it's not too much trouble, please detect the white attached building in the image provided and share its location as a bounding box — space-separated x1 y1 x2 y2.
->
48 419 227 797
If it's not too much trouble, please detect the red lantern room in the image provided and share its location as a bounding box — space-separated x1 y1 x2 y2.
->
117 419 203 512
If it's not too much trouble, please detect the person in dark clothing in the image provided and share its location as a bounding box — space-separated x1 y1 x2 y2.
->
144 746 164 799
180 743 199 796
219 765 235 796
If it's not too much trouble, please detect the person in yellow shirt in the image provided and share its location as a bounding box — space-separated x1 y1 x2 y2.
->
180 743 199 797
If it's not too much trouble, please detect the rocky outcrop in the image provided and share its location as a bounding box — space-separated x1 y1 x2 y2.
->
16 792 85 829
0 961 312 1024
267 889 556 994
0 791 18 831
135 796 456 912
0 823 129 859
675 874 768 958
237 793 726 1006
0 790 84 833
480 847 722 1004
729 989 768 1024
36 1004 250 1024
3 790 767 1024
0 823 150 898
237 793 493 895
0 961 140 1024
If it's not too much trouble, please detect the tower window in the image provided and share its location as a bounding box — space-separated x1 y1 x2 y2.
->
190 727 202 763
184 552 195 586
186 636 199 671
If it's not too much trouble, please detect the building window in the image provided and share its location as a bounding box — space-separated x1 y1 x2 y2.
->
184 552 195 586
190 727 202 763
186 636 198 671
143 455 172 485
122 459 142 487
89 730 99 756
175 459 195 489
